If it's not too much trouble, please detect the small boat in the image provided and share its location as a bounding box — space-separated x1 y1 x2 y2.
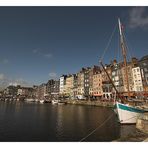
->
34 99 38 102
51 100 59 104
25 98 35 102
58 100 67 105
39 100 44 104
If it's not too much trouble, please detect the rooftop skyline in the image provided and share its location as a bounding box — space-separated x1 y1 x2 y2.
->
0 7 148 88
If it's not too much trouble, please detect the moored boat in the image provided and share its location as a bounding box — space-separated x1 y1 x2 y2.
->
25 98 35 102
100 18 148 124
51 100 59 104
115 101 146 124
39 100 44 104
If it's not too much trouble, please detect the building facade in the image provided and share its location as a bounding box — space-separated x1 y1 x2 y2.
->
92 71 103 98
132 67 143 92
59 75 67 96
139 55 148 93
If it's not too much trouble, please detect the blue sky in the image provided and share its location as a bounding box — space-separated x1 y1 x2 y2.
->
0 7 148 87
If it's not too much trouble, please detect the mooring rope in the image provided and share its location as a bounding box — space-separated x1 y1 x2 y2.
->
120 115 140 123
79 113 114 142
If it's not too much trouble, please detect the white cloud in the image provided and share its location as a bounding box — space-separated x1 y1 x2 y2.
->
32 49 38 54
44 53 53 59
0 58 9 64
49 72 57 79
33 49 53 59
129 7 148 29
0 73 5 80
0 74 31 90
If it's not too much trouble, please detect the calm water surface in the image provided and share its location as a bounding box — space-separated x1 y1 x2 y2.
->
0 101 136 142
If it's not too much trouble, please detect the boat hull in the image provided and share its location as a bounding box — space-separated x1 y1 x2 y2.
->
40 100 44 104
52 100 58 104
115 102 145 124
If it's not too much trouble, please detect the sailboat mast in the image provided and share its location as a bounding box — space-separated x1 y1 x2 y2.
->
118 18 130 98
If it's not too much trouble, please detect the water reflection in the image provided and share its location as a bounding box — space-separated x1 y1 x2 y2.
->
0 102 137 141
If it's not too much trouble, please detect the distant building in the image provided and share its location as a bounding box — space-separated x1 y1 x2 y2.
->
36 83 47 100
46 79 60 98
101 64 113 99
89 65 100 97
65 75 74 97
139 55 148 93
121 63 134 96
17 87 34 97
59 75 67 96
92 70 103 99
72 74 78 99
4 85 21 97
84 67 91 97
77 69 85 99
132 67 143 92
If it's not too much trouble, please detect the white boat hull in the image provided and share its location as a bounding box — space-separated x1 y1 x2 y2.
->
115 102 145 124
40 100 44 103
52 100 59 104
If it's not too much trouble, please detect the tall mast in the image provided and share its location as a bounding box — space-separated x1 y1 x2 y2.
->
118 18 130 98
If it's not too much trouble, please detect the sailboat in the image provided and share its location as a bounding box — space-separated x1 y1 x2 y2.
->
100 18 147 124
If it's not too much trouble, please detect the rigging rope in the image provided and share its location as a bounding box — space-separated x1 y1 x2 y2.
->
99 24 117 62
79 113 114 142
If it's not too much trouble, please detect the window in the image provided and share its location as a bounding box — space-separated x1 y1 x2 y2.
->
144 68 148 72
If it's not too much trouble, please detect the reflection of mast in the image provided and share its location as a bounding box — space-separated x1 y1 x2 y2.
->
118 18 130 98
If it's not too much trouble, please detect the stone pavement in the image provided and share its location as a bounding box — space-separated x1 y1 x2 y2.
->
143 138 148 142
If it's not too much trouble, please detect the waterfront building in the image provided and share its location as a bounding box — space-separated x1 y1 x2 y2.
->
77 69 85 99
92 70 103 99
65 74 74 97
46 79 60 99
84 67 91 98
132 67 143 92
89 65 100 97
139 55 148 94
59 75 67 96
36 83 47 100
121 62 134 96
4 85 21 97
111 60 124 93
72 74 78 99
17 87 34 97
101 64 113 99
0 91 2 97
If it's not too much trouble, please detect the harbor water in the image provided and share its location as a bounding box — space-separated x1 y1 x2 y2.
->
0 101 137 142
